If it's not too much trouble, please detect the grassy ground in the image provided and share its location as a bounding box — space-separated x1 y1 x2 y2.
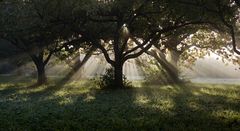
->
0 76 240 130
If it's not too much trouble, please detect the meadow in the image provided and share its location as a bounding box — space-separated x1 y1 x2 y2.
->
0 76 239 130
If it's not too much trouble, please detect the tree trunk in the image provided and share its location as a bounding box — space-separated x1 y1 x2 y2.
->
167 49 181 83
113 22 124 89
114 61 124 88
36 62 47 85
31 54 47 85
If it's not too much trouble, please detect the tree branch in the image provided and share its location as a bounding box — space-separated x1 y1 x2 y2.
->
89 17 117 23
44 50 53 65
124 32 157 56
123 33 159 62
92 40 114 66
216 1 240 55
177 0 219 14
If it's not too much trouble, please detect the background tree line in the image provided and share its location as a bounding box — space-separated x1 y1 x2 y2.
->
0 0 239 88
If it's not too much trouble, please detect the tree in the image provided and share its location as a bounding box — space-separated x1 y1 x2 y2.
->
1 0 238 87
0 0 87 85
69 0 210 88
176 0 240 55
180 29 240 68
134 26 199 83
137 0 240 84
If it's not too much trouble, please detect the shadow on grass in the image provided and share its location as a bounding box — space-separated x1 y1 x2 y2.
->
0 80 239 130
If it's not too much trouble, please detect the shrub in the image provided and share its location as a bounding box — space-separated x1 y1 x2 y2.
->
94 68 132 89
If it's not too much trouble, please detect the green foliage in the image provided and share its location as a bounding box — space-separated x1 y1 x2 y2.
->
94 68 132 89
0 0 240 87
179 29 240 68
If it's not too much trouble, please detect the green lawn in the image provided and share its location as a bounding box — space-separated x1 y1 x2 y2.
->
0 77 240 130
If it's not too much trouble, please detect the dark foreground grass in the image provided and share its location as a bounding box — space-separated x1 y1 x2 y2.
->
0 77 239 130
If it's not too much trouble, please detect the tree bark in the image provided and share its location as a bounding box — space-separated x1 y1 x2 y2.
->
36 61 47 85
167 49 181 82
113 19 125 89
31 51 49 86
114 61 124 88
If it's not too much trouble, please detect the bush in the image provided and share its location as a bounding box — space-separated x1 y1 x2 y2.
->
94 68 132 89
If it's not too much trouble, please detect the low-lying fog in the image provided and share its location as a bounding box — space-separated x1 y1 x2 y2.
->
182 54 240 84
0 54 239 84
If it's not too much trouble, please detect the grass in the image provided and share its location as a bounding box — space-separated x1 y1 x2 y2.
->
0 76 239 130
